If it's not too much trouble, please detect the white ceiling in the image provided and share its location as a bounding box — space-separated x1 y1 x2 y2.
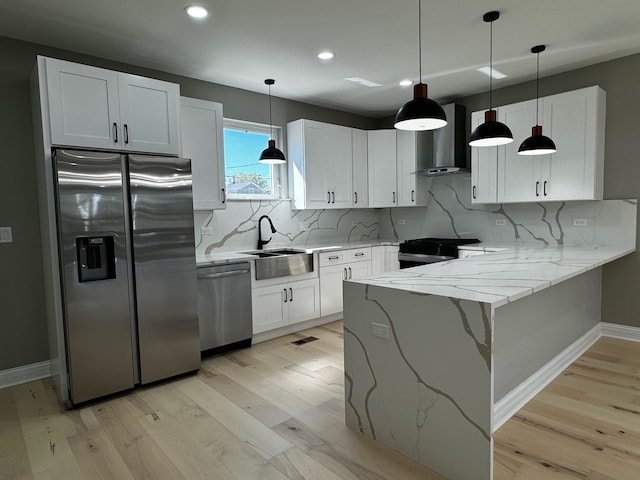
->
2 0 640 118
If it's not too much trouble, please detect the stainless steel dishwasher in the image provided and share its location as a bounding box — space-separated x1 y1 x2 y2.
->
197 262 252 353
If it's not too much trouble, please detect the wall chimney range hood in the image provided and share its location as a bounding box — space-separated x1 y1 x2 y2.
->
413 103 468 176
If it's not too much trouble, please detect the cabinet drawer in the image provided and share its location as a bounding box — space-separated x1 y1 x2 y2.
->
319 251 345 266
344 247 371 262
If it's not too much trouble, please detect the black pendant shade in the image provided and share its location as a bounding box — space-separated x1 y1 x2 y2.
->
469 11 513 147
259 78 286 164
518 45 557 156
394 0 447 131
395 83 447 131
469 110 513 147
259 139 286 163
518 125 557 155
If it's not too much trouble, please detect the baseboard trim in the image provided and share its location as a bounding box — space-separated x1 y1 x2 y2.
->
601 322 640 342
493 323 601 432
0 360 51 390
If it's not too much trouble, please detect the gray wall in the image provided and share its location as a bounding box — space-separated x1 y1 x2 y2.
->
0 35 379 372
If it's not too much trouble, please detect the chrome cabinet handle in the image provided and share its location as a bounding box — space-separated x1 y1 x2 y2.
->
472 185 477 199
289 287 293 302
124 124 129 144
113 123 118 143
328 255 340 260
283 288 288 303
543 181 548 196
221 188 226 203
354 252 365 257
411 190 415 202
354 192 358 204
536 181 540 197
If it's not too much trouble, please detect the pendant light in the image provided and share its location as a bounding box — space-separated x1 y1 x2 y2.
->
518 45 557 155
394 0 447 131
259 79 286 164
469 11 513 147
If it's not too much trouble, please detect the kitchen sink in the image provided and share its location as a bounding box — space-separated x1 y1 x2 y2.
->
240 248 314 280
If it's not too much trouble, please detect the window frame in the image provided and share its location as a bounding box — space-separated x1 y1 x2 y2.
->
223 118 286 201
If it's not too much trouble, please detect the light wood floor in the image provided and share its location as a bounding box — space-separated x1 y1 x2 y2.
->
1 322 638 480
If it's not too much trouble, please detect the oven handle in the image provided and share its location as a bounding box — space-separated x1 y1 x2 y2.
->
397 252 456 264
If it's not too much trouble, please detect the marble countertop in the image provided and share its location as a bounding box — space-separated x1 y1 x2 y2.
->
196 240 398 267
348 244 635 308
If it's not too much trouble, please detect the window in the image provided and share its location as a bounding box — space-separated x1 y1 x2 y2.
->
223 118 284 200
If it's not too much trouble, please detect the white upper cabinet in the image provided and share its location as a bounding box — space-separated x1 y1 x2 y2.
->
352 128 369 207
288 119 353 210
43 57 180 155
472 86 605 204
397 130 428 206
367 129 398 207
470 111 499 204
179 97 226 210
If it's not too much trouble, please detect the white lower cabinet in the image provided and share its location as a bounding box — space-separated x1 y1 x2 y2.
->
371 245 400 274
319 248 372 317
252 278 320 334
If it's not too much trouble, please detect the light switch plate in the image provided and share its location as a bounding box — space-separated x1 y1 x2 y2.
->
495 218 507 226
371 322 390 339
573 218 588 227
0 226 13 243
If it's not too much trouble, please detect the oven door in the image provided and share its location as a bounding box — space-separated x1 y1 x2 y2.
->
398 252 456 269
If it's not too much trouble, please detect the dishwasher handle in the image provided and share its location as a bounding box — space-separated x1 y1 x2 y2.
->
197 269 250 279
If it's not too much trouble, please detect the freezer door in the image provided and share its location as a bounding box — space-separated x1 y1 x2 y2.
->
54 149 135 404
128 155 200 383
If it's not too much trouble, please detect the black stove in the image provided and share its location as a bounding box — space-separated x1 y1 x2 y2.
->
398 237 480 268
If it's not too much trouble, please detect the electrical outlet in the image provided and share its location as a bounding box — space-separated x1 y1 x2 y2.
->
371 322 390 339
495 218 507 226
573 218 588 227
200 226 213 235
300 221 309 231
398 219 406 225
0 227 13 243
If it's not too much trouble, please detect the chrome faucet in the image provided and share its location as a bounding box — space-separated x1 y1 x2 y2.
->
257 215 276 250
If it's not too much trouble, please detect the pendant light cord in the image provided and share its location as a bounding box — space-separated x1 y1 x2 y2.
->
418 0 422 84
268 83 273 140
489 17 493 110
535 51 540 125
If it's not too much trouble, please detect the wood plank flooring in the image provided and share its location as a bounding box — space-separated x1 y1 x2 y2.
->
1 322 638 479
494 336 640 480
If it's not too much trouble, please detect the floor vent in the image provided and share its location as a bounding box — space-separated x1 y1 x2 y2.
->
291 336 319 346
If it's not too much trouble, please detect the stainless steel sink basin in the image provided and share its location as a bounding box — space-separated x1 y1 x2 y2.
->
241 249 314 280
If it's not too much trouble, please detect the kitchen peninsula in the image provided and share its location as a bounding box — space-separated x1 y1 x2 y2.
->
343 244 635 480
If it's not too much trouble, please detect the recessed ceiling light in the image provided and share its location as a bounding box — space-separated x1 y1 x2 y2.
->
318 51 335 61
477 66 507 79
185 5 208 19
399 79 413 87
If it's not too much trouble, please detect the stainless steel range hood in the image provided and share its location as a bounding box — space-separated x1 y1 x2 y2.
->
414 103 468 176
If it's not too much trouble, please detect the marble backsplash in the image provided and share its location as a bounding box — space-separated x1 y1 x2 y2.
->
378 175 637 248
194 200 381 256
194 175 636 256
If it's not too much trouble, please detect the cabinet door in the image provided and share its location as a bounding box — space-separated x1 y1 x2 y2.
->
470 111 498 204
303 121 331 208
118 73 180 155
252 284 288 334
347 260 371 280
397 131 421 206
496 100 539 203
45 57 120 149
352 129 369 207
328 124 353 208
320 264 347 317
368 130 397 207
179 97 226 210
370 246 385 275
542 87 604 201
288 279 320 325
385 245 400 271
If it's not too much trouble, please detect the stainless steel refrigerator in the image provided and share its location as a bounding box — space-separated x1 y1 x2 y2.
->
53 149 200 405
